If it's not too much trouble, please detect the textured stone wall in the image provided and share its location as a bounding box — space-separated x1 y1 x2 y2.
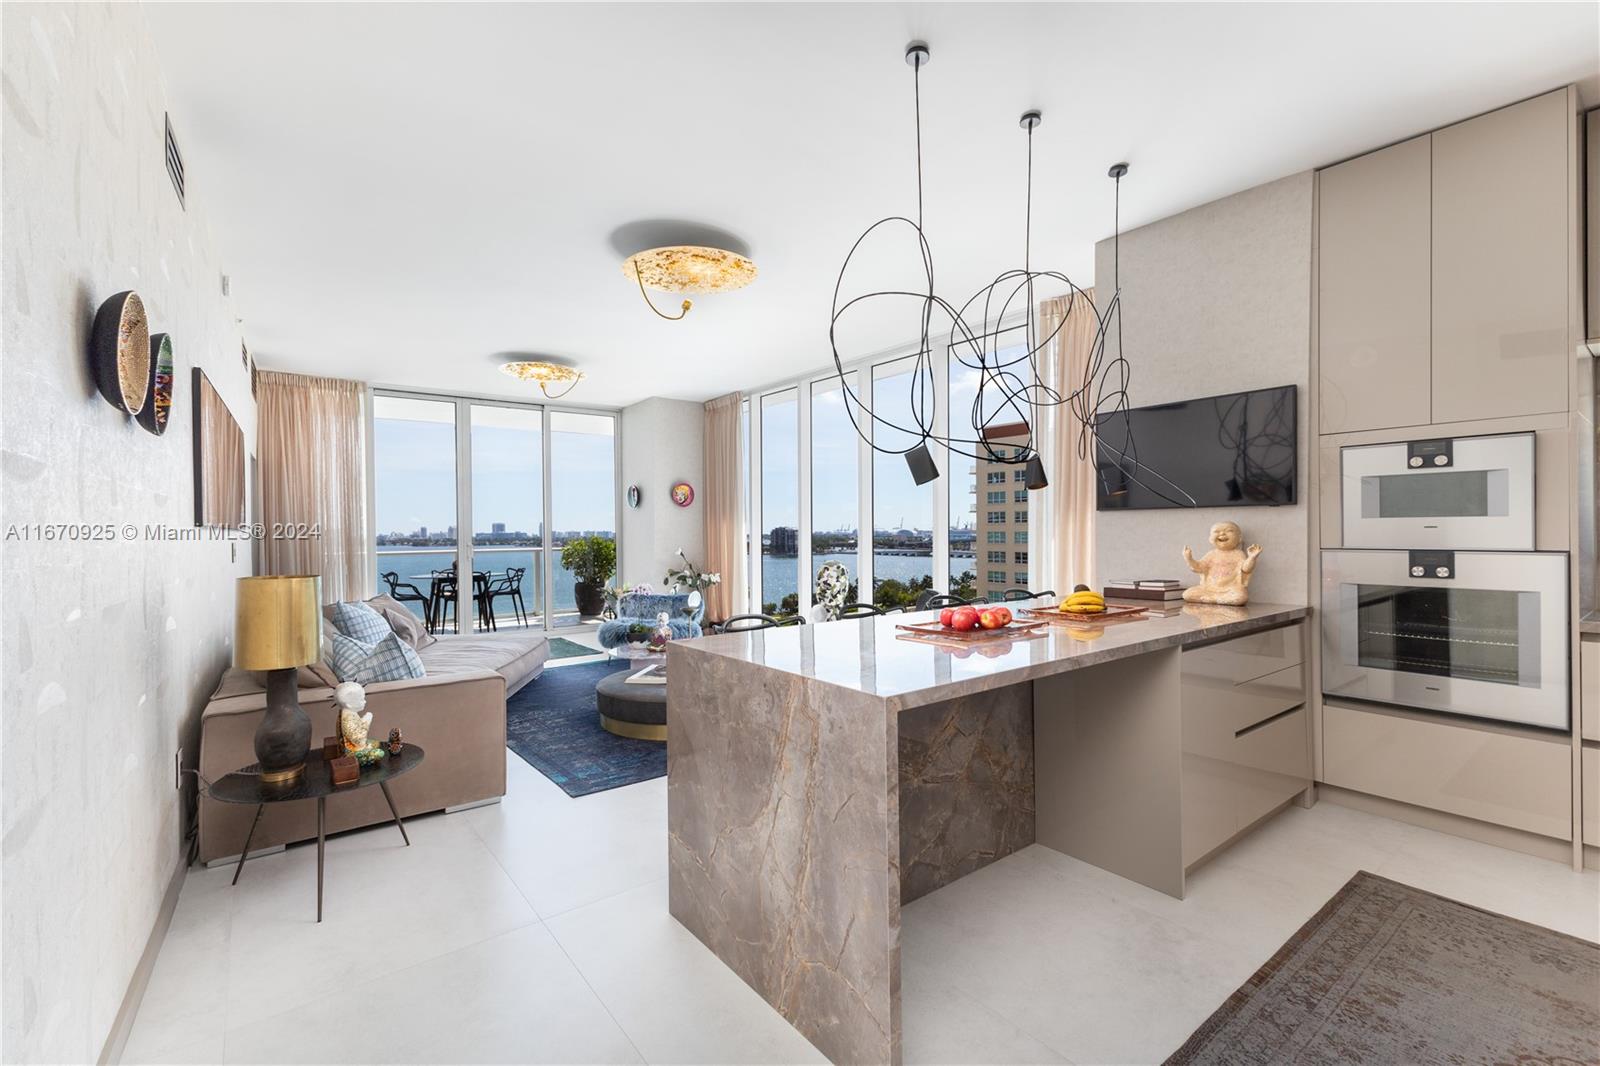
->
1092 173 1314 605
620 397 706 589
1 4 255 1061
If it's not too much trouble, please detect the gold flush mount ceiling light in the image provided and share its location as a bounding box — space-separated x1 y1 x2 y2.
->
499 360 584 399
623 245 757 321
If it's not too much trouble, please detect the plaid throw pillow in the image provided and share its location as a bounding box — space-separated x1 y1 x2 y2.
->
328 600 393 645
327 631 426 684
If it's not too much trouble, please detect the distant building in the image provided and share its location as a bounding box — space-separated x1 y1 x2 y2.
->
491 521 506 534
769 526 798 555
973 421 1031 602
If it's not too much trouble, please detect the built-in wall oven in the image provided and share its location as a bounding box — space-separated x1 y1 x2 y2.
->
1321 549 1568 730
1340 431 1534 550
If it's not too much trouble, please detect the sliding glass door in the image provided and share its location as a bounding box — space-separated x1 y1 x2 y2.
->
371 391 618 634
760 390 799 617
870 358 936 610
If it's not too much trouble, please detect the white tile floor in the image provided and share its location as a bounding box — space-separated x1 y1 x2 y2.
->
124 657 1600 1065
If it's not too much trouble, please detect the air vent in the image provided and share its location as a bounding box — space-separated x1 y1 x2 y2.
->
164 113 185 209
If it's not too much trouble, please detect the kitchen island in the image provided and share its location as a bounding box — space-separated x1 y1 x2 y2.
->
666 599 1311 1065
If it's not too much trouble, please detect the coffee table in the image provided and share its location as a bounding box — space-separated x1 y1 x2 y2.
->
206 744 425 922
595 670 667 741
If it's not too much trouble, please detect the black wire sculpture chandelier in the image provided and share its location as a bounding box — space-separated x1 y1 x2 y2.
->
828 40 1137 492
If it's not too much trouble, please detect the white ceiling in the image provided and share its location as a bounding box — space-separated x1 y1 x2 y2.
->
145 2 1597 409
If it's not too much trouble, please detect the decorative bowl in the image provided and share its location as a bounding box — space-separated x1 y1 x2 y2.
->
91 291 150 415
136 333 174 435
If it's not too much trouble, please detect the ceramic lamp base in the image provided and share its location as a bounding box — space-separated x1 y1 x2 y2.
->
255 667 312 788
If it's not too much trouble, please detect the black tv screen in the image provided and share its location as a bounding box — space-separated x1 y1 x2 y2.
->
1095 385 1297 510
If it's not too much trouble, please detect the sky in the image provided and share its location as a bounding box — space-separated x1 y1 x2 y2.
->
373 407 616 536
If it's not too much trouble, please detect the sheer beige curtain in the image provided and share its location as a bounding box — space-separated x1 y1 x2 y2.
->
1038 292 1099 592
256 370 372 603
702 392 746 623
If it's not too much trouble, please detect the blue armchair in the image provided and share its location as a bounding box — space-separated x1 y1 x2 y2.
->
597 591 705 649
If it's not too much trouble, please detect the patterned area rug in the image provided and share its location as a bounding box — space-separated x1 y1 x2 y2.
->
1166 870 1600 1065
506 660 665 797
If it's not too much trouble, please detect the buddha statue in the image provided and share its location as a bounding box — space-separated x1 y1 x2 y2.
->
1181 521 1261 606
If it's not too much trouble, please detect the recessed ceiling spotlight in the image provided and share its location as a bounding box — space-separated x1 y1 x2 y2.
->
499 359 584 399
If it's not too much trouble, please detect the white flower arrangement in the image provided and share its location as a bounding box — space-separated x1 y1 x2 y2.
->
664 549 722 594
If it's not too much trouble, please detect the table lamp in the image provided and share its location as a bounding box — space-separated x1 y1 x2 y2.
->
235 575 322 786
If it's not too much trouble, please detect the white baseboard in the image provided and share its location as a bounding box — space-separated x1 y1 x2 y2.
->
98 855 186 1065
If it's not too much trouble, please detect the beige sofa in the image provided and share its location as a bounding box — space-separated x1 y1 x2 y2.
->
198 610 549 864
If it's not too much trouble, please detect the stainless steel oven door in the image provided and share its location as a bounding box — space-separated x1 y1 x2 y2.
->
1340 432 1534 550
1321 549 1568 730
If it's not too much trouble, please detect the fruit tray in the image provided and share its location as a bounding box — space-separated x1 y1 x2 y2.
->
1017 604 1150 627
894 620 1049 647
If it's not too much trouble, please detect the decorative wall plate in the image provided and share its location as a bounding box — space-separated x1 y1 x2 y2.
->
626 484 642 509
670 482 694 507
91 291 150 414
137 333 175 436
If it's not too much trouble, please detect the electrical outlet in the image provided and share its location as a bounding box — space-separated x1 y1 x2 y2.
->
175 748 184 790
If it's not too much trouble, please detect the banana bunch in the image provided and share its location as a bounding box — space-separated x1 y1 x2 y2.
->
1059 587 1106 615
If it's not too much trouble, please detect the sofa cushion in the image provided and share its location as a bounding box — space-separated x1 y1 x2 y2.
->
328 630 426 684
328 600 393 645
367 594 437 650
416 631 549 694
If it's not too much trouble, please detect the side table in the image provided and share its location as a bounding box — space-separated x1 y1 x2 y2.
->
205 744 425 922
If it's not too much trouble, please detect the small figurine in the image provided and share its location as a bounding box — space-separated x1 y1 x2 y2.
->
812 561 849 622
646 611 672 654
334 681 374 753
1181 521 1261 606
387 727 404 756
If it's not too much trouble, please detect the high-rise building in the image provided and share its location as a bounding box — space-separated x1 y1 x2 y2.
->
491 521 506 534
769 526 799 555
971 421 1031 603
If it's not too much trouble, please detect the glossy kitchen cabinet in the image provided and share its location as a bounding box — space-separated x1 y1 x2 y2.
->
1431 90 1570 423
1318 134 1432 433
1588 108 1598 344
1180 625 1310 866
1323 700 1571 840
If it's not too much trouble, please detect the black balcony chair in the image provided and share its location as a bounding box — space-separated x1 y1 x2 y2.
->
916 592 971 612
1003 588 1056 602
380 571 432 628
718 614 783 633
838 602 885 618
429 569 458 634
775 615 807 627
484 567 528 629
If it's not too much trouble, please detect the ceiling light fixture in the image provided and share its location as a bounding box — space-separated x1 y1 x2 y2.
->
499 359 584 399
622 244 758 321
828 41 1141 493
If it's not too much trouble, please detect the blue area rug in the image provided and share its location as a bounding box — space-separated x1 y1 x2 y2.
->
506 660 665 797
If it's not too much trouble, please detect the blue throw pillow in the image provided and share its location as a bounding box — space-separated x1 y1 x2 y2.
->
327 631 426 684
329 600 392 645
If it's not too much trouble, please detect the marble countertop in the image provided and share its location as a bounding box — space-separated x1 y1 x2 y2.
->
672 599 1310 711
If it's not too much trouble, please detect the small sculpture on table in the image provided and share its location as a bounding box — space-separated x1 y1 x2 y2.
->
386 727 404 757
646 611 672 655
1180 521 1262 606
335 681 385 767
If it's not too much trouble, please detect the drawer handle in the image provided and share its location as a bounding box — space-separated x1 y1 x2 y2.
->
1235 704 1304 739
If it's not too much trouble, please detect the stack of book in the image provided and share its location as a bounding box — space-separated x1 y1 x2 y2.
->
1103 578 1186 602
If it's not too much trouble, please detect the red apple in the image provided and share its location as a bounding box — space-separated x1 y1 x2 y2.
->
950 606 980 632
994 606 1013 626
939 607 956 628
978 609 1003 630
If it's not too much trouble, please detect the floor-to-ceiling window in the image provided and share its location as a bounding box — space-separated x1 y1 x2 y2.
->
948 332 1032 601
549 411 617 627
759 390 799 616
372 395 458 628
371 392 618 633
870 358 935 610
470 404 543 628
810 377 861 606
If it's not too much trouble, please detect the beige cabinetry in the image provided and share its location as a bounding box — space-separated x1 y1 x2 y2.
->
1317 89 1573 433
1318 135 1431 434
1322 701 1571 840
1583 637 1599 743
1584 745 1598 846
1432 90 1570 422
1587 108 1598 344
1180 624 1309 866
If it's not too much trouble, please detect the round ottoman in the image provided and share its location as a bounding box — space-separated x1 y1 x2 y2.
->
595 671 667 742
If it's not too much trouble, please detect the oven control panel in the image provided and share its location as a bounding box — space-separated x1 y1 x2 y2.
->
1405 438 1453 468
1408 549 1455 579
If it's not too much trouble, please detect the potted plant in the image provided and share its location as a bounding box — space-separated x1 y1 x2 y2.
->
663 549 721 595
561 536 616 617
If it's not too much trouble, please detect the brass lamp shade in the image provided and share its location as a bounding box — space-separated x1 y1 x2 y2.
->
235 576 322 670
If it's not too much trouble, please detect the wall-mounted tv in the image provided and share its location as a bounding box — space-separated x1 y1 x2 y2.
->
1095 384 1296 510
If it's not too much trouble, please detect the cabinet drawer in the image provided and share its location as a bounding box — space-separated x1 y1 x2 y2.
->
1182 705 1310 868
1323 702 1571 839
1182 623 1304 685
1584 745 1598 846
1184 664 1305 757
1582 639 1599 743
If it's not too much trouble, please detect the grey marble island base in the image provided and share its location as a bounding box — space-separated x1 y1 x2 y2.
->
667 601 1310 1065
